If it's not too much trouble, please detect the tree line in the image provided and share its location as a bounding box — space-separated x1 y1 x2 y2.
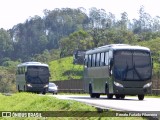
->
0 6 160 65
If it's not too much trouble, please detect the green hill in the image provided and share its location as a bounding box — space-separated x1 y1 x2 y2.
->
138 38 160 74
49 57 83 81
48 39 160 81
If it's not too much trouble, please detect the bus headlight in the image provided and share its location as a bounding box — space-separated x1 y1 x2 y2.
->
114 81 123 88
27 84 32 87
44 84 49 88
143 82 152 88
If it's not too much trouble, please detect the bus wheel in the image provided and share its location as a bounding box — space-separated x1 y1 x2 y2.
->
120 94 125 99
95 94 100 98
115 94 120 99
18 85 21 92
138 95 144 100
24 85 26 91
42 89 46 95
89 85 95 98
107 94 113 99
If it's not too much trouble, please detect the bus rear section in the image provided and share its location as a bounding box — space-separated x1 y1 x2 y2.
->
73 50 86 65
16 62 50 94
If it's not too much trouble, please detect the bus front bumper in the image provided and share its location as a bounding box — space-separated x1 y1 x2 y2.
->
26 84 48 92
113 81 152 95
114 86 151 95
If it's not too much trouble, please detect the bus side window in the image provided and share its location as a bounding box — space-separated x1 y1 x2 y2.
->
20 67 22 74
105 52 109 65
22 67 25 74
18 67 21 74
100 52 105 66
84 55 88 67
88 54 92 67
92 54 96 67
16 69 19 75
109 50 113 59
96 53 100 67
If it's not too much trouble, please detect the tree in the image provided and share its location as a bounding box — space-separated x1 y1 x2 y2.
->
33 49 51 63
44 8 89 50
138 6 152 32
0 28 13 58
89 7 107 29
118 12 129 30
106 12 116 29
152 16 160 32
60 30 93 57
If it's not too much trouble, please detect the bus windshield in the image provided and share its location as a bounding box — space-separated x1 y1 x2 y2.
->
114 50 152 81
26 66 50 84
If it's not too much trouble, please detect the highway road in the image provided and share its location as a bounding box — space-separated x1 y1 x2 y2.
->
53 95 160 118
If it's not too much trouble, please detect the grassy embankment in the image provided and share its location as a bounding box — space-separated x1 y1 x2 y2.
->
0 93 147 120
49 56 83 81
0 66 16 93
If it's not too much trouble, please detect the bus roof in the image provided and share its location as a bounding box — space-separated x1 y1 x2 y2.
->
17 62 49 67
86 44 150 54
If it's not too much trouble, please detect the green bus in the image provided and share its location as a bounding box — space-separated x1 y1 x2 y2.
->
83 44 153 100
16 62 50 94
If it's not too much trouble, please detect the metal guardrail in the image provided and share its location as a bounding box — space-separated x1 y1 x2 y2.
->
151 89 160 95
58 89 84 93
53 79 160 95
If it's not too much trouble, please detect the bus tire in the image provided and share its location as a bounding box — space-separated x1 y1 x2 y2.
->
120 94 125 99
95 94 100 98
105 83 109 93
116 94 125 99
115 94 120 99
138 95 144 100
18 85 21 92
89 84 95 98
107 94 113 99
42 88 47 95
105 84 113 99
24 85 26 91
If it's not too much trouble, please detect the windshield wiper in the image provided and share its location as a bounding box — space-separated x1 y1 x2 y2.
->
123 61 129 80
133 62 142 80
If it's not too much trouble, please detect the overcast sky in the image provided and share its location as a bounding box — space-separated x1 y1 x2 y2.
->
0 0 160 30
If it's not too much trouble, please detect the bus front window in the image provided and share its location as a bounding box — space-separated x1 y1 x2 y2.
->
26 66 50 84
114 50 152 81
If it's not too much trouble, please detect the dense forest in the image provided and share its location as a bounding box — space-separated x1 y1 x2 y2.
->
1 6 160 74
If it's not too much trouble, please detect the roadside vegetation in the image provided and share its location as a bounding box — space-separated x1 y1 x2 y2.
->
49 57 83 81
0 92 147 120
0 66 16 93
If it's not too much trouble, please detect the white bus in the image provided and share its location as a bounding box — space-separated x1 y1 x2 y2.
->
16 62 50 94
84 44 153 100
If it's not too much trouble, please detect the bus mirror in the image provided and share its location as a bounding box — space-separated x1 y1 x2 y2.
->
109 50 113 58
110 58 113 67
25 72 27 75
